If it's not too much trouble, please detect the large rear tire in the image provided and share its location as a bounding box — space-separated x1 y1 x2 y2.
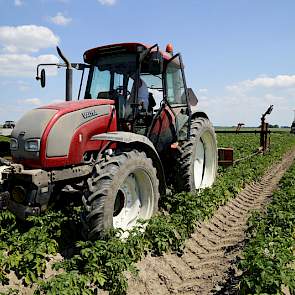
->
83 151 160 239
173 117 217 191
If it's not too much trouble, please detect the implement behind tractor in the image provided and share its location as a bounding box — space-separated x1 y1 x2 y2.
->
216 104 274 167
0 42 217 239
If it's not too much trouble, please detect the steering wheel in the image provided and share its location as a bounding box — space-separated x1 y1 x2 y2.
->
115 86 131 97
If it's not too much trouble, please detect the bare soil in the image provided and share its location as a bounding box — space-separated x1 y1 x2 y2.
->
127 149 295 295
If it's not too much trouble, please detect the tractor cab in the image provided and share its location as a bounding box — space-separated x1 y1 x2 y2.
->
82 43 198 150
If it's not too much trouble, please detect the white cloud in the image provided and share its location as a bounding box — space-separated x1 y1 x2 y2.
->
14 0 24 6
198 88 208 93
51 99 64 103
195 73 295 126
198 88 294 127
98 0 116 6
18 98 42 106
0 54 59 77
17 80 30 92
264 93 286 103
1 80 30 91
50 12 72 26
0 25 59 53
226 74 295 93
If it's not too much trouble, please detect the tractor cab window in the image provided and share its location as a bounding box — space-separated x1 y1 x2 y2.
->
85 53 137 99
165 55 187 105
88 68 111 99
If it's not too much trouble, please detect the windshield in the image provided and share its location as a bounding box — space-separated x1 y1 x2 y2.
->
85 53 137 99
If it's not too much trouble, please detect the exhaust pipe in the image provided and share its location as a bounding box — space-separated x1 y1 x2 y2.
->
57 46 72 101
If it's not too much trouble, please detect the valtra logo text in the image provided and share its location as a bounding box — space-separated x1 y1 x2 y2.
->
81 109 98 119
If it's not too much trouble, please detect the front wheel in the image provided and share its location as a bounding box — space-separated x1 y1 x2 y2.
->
173 117 218 192
82 151 160 239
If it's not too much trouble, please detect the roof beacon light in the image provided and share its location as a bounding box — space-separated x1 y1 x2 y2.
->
166 43 174 54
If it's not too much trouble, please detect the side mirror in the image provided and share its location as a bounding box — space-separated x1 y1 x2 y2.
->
148 51 163 75
40 69 46 88
187 88 198 106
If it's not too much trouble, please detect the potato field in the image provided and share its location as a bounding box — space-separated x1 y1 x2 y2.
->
1 132 295 295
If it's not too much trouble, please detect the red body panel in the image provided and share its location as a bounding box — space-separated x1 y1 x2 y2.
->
21 100 117 169
40 99 114 112
149 106 176 152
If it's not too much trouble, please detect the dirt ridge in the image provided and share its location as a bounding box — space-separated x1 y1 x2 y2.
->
127 149 295 295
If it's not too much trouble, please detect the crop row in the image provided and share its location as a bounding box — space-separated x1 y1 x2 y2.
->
238 158 295 294
0 133 295 294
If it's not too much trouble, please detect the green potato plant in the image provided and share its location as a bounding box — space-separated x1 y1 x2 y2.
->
0 133 295 294
239 162 295 294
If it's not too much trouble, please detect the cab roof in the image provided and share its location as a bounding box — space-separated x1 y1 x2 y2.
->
83 42 172 64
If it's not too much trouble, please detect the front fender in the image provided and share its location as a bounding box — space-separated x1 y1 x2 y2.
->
91 132 166 195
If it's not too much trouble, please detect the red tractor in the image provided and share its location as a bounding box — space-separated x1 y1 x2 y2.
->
0 43 217 239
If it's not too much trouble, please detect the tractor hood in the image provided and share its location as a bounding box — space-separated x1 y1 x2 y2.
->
11 99 116 167
40 99 114 112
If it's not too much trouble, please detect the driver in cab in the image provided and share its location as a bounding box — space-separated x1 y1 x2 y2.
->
129 76 149 111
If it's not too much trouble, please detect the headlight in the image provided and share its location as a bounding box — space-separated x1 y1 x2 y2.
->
10 138 18 150
25 139 40 152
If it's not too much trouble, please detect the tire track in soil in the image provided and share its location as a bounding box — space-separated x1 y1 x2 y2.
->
127 149 295 295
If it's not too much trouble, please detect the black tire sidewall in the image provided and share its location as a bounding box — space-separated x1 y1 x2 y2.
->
175 117 217 191
86 151 160 238
96 155 159 229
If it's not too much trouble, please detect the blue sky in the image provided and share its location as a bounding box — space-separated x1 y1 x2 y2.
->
0 0 294 126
